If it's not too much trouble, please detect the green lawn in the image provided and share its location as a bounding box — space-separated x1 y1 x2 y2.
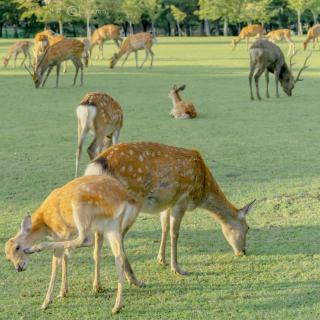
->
1 36 320 319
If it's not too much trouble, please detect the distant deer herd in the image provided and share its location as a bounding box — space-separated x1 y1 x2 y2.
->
3 22 317 314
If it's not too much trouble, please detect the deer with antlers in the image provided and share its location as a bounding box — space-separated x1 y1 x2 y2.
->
168 84 197 119
5 175 141 314
2 41 32 68
109 32 155 69
85 141 255 275
303 24 320 50
232 24 264 50
266 29 295 56
249 39 311 100
25 38 85 88
75 92 123 177
90 24 123 60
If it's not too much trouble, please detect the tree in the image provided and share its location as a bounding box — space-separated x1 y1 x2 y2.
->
240 0 277 24
141 0 164 35
121 0 143 34
194 0 217 36
307 0 320 23
170 4 186 36
288 0 308 35
0 0 20 37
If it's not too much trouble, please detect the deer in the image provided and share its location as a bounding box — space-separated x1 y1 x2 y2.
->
232 24 264 50
5 175 142 314
90 24 123 60
249 39 311 100
75 92 123 177
109 32 156 69
2 41 32 68
25 38 85 88
85 141 255 276
266 29 295 56
168 84 197 119
303 24 320 50
33 29 55 65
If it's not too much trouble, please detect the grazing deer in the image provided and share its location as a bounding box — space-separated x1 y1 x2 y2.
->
90 24 123 60
5 175 141 314
33 29 55 65
168 84 197 119
25 38 85 88
303 24 320 50
85 141 255 275
232 24 264 50
266 29 295 56
82 38 90 66
249 39 311 100
2 41 32 68
109 32 155 69
75 92 123 177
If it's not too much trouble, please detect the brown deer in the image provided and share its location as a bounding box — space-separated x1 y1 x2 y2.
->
90 24 123 60
25 38 85 88
5 175 140 314
232 24 264 50
2 41 32 68
75 92 124 177
303 24 320 50
109 32 155 69
85 141 255 275
266 29 295 56
168 84 197 119
249 39 311 100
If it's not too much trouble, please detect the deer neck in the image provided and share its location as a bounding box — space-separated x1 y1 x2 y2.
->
24 209 47 247
171 92 181 107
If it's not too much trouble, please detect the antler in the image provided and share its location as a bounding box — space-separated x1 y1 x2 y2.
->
289 49 299 71
294 52 312 83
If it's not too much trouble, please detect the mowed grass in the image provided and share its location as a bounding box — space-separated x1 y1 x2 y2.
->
1 36 320 319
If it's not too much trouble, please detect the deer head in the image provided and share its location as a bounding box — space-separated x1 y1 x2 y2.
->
5 216 32 272
168 84 186 100
109 53 119 69
24 64 42 88
2 57 9 67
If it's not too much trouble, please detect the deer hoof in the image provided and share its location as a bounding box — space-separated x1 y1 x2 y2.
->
171 266 188 276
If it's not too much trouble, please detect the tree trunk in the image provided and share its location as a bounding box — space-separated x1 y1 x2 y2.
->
204 19 210 36
223 18 228 36
86 16 91 39
13 24 19 38
72 22 77 37
312 11 318 24
129 21 134 35
177 23 182 36
151 20 156 36
297 10 302 36
58 20 63 35
0 22 3 38
215 20 220 35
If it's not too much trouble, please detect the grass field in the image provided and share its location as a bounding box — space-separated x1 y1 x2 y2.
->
1 36 320 319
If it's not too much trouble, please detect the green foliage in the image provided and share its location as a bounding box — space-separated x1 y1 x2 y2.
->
240 0 278 23
170 4 186 23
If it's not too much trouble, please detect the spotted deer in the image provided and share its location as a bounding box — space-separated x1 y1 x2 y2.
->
85 141 255 275
5 175 141 314
249 39 311 100
75 92 123 177
90 24 123 60
25 38 85 88
232 24 264 50
168 84 197 119
303 24 320 50
109 32 156 69
2 41 32 68
266 29 295 56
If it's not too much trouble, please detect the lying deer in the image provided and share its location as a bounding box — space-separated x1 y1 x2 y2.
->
249 39 311 100
3 41 32 68
75 92 123 177
266 29 295 56
303 24 320 50
168 84 197 119
85 141 255 275
90 24 122 60
25 38 85 88
109 32 155 69
232 24 264 50
5 175 140 314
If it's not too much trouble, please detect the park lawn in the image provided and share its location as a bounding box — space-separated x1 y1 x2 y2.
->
0 36 320 319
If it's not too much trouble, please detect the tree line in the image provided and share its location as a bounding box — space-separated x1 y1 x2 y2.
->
0 0 319 38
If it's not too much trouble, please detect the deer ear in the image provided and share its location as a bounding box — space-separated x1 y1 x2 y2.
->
172 84 177 91
20 216 32 235
238 199 256 219
178 84 186 91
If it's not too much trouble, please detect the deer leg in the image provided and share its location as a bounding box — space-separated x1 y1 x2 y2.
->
41 249 63 309
106 231 126 314
93 231 104 292
121 52 131 68
139 49 149 69
113 39 120 48
80 62 83 86
246 37 249 51
254 67 264 100
71 59 80 86
75 119 90 177
58 251 69 298
41 66 54 87
63 61 67 73
265 70 270 98
157 209 170 266
14 54 17 68
20 53 27 67
170 205 187 275
134 51 138 68
149 48 154 68
56 63 61 88
249 63 256 100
